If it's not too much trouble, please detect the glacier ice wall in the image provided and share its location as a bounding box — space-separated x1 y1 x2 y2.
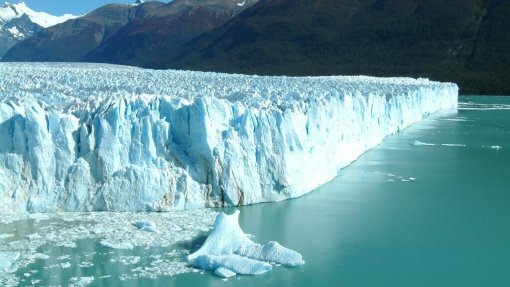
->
0 63 458 212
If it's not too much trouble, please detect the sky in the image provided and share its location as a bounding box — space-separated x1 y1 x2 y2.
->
19 0 168 16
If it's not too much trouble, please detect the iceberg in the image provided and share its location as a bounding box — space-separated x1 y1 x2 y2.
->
188 210 304 276
0 63 458 212
133 220 158 233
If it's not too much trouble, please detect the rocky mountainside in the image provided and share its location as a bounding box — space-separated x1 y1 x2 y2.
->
85 0 258 66
0 1 76 57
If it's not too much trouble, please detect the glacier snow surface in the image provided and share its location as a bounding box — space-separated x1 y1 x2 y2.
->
0 63 458 212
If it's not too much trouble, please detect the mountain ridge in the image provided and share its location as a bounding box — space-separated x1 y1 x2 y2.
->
2 1 166 61
3 0 258 64
0 1 77 57
163 0 510 94
3 0 509 94
84 0 258 66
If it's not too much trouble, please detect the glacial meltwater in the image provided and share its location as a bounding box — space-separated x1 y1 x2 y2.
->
1 95 509 286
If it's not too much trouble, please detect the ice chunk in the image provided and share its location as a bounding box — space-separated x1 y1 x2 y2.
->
0 234 14 240
413 140 436 146
0 252 20 272
188 210 304 277
239 241 305 267
441 144 465 147
195 255 272 275
69 276 94 287
213 267 237 278
99 240 134 250
133 220 158 233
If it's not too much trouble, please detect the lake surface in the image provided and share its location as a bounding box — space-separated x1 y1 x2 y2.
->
2 96 510 286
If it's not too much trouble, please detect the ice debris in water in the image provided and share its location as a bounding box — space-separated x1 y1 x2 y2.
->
99 240 134 250
413 140 437 146
441 143 466 147
69 276 94 287
189 210 304 277
0 209 216 286
0 252 20 272
134 220 158 233
413 141 466 147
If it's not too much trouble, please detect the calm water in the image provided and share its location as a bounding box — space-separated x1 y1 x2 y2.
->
5 96 510 286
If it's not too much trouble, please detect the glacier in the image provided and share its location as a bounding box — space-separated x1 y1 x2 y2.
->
0 63 458 213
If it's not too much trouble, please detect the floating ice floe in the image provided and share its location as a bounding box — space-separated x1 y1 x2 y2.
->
69 276 94 287
442 117 469 122
413 140 436 146
441 143 466 147
374 171 416 183
110 256 141 265
134 220 159 233
0 234 13 240
413 141 466 147
188 210 304 277
0 252 20 272
100 240 134 250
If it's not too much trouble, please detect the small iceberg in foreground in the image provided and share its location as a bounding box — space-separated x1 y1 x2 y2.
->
188 210 304 277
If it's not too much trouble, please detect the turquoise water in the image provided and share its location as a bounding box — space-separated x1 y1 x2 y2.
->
4 96 510 286
176 96 510 286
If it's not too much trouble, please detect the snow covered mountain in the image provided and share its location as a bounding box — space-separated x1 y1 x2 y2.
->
0 1 76 57
0 63 458 213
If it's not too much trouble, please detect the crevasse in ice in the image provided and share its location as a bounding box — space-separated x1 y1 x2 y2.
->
0 63 458 212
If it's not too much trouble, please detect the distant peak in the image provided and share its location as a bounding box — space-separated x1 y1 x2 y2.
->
0 0 78 28
3 1 27 8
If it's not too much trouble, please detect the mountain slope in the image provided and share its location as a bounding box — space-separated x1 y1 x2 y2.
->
85 0 258 66
2 1 165 61
166 0 510 94
0 1 76 57
4 0 257 64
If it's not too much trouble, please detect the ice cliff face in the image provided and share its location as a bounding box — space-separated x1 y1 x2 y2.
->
0 63 458 213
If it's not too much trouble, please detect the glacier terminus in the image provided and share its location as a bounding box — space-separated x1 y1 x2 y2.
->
0 63 458 213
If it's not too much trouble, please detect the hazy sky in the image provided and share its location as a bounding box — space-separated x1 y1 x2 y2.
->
20 0 169 16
